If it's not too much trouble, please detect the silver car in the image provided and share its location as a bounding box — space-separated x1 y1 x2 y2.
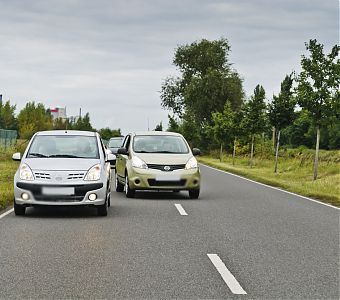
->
12 130 115 216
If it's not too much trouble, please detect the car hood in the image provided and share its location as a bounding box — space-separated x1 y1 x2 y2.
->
23 158 101 171
132 153 193 165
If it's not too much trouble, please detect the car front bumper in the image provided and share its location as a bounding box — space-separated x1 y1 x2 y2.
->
127 167 200 191
14 181 107 206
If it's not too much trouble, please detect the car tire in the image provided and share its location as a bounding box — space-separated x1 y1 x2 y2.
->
115 172 124 192
14 201 26 216
125 174 135 198
97 199 108 216
189 189 200 199
107 181 111 207
98 184 109 216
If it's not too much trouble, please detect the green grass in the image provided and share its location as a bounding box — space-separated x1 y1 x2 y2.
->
198 152 340 207
0 142 26 211
0 159 19 210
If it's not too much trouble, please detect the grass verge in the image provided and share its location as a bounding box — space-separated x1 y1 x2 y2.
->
0 142 27 211
0 159 19 210
198 154 340 208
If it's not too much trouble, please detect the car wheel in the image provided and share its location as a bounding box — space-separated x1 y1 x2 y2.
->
107 182 111 207
125 174 135 198
115 172 124 192
97 199 108 216
188 189 200 199
14 201 26 216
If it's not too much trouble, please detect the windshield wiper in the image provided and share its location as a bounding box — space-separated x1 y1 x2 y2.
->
136 150 153 153
28 153 48 158
152 151 182 153
48 154 86 158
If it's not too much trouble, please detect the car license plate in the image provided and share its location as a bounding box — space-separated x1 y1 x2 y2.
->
42 187 75 195
155 174 180 181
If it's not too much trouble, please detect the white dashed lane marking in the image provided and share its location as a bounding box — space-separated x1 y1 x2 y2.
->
174 204 188 216
207 253 247 295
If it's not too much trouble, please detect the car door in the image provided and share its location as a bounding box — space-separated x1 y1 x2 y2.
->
116 134 131 180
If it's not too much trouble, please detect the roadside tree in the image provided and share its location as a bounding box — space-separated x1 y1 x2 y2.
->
296 39 339 180
161 38 244 129
268 74 296 172
0 100 17 130
242 85 267 166
17 102 53 139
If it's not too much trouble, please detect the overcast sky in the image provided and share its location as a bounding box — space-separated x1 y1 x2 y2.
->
0 0 338 134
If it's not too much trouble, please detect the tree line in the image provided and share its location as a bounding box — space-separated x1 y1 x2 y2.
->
161 38 339 180
0 101 121 140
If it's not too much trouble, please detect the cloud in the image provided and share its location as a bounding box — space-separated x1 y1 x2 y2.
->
0 0 338 133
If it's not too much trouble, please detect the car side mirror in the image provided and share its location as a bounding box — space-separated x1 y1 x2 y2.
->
117 148 129 155
192 148 201 156
12 152 21 161
105 149 113 155
106 153 116 163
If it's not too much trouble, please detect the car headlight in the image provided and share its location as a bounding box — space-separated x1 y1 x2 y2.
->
131 156 148 169
185 157 198 169
19 163 34 181
84 164 101 181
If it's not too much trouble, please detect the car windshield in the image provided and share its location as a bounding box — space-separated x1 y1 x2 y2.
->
27 135 99 159
108 138 123 148
133 135 189 154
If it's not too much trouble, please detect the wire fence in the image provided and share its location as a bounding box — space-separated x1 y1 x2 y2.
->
0 129 17 149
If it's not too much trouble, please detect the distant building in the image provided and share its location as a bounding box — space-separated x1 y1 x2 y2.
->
50 107 67 120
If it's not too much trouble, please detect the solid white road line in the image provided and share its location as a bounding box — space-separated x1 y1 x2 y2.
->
200 163 340 210
174 203 188 216
207 254 247 295
0 208 14 220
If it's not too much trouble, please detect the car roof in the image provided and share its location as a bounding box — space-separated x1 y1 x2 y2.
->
36 130 97 137
109 136 124 140
132 131 183 137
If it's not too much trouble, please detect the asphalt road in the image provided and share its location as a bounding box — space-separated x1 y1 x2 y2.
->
0 164 339 299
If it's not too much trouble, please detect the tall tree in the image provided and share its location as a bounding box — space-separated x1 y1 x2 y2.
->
161 38 244 127
211 102 244 163
167 115 180 133
98 127 122 140
53 117 67 130
154 122 163 131
0 100 17 129
242 85 267 166
268 74 296 173
73 113 94 131
17 102 53 139
296 39 339 180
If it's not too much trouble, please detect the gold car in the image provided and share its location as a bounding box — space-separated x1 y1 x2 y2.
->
115 131 201 198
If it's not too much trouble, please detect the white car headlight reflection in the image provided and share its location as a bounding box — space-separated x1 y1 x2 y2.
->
19 163 34 181
131 156 148 169
84 164 101 181
185 157 198 169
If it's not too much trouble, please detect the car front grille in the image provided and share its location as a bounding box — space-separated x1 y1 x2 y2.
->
34 195 85 202
67 173 85 180
34 172 51 180
147 179 186 187
147 164 185 172
16 182 103 202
